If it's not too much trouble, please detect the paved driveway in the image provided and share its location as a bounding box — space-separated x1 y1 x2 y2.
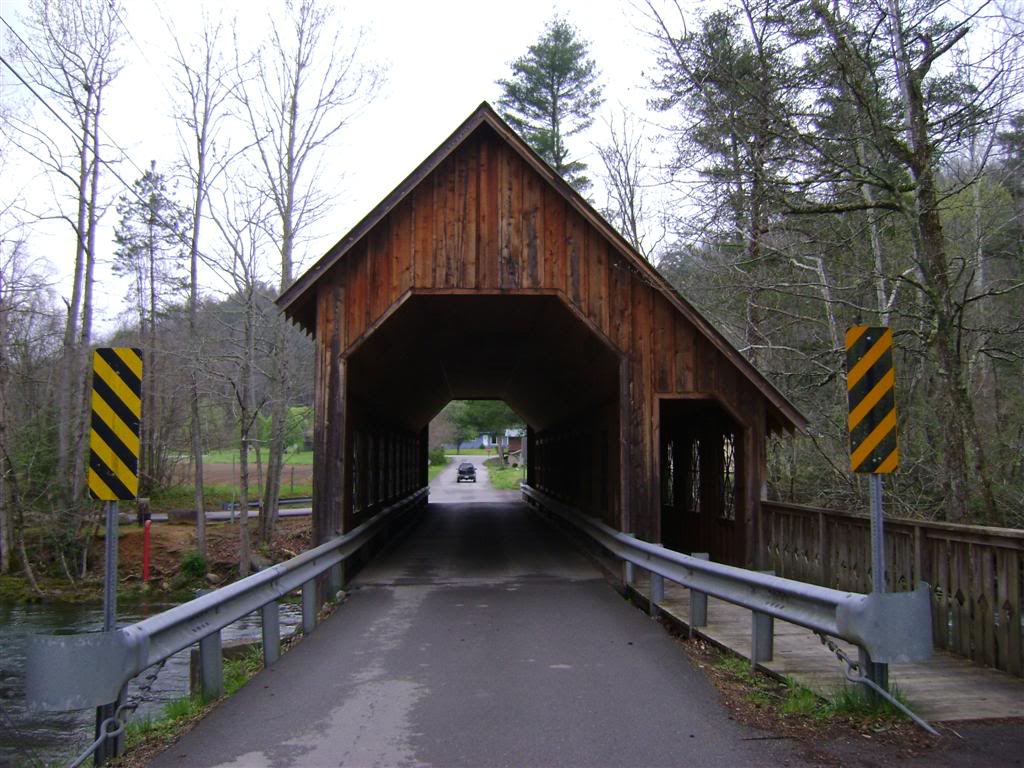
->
149 499 810 768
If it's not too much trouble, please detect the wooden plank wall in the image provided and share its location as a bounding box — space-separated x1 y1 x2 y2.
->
762 501 1024 677
312 125 773 554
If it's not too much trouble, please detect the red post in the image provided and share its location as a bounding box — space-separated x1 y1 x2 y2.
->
142 519 151 582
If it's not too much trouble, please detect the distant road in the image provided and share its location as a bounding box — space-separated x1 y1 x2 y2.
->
148 506 311 524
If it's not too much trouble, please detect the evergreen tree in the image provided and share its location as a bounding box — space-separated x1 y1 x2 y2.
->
113 162 189 493
497 17 604 193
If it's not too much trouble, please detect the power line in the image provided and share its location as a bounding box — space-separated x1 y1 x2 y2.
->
0 49 83 142
0 29 229 275
2 10 206 210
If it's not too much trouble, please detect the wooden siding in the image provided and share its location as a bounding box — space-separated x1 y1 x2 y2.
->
310 125 776 560
763 501 1024 677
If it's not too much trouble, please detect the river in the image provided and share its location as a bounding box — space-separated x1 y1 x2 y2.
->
0 599 302 767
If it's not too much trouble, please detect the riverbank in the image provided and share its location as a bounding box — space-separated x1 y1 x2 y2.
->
4 515 313 604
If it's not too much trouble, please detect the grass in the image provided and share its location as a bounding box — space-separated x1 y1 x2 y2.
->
149 483 314 513
201 449 314 465
484 458 525 490
713 652 912 723
427 456 451 483
124 648 264 751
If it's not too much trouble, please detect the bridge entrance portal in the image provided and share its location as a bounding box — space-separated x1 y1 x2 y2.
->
278 103 805 568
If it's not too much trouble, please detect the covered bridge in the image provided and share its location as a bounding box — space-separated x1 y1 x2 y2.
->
278 103 806 568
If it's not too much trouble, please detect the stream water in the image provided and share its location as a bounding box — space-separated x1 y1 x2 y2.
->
0 599 302 767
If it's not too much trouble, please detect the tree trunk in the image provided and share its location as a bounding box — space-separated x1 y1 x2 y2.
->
56 94 93 502
260 316 287 545
884 0 998 523
237 288 256 578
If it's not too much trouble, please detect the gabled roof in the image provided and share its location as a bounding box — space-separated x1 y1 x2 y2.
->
277 102 806 433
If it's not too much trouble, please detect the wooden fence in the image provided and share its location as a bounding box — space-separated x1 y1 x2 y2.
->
761 501 1024 677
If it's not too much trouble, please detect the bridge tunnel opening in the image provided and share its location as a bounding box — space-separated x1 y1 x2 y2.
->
340 293 622 529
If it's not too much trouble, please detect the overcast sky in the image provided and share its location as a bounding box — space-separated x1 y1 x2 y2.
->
1 0 674 331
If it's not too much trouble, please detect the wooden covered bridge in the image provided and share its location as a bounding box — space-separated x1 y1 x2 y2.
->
278 103 806 568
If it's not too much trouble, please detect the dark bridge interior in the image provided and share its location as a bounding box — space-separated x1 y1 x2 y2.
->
347 295 620 432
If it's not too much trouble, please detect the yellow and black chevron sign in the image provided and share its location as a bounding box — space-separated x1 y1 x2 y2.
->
88 347 142 500
845 326 899 474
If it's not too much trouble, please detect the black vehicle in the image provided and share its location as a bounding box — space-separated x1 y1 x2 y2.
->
456 462 476 483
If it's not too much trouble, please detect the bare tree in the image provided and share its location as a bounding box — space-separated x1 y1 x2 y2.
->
235 0 382 544
208 181 274 578
597 110 664 260
803 0 1019 522
0 236 60 593
169 14 234 558
8 0 123 524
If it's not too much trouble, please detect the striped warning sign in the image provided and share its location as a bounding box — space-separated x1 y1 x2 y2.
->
845 327 899 474
88 348 142 500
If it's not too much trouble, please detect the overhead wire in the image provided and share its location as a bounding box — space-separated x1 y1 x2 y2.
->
0 12 247 292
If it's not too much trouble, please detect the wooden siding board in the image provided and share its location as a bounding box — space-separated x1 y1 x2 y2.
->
432 163 446 288
523 164 542 288
654 295 674 393
414 186 433 289
478 136 498 290
674 318 695 392
568 211 582 306
463 139 479 289
544 187 565 293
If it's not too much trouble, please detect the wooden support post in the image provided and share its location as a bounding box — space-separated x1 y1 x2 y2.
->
818 510 831 587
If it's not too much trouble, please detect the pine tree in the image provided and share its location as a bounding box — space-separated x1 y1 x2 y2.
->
113 162 188 493
497 17 604 193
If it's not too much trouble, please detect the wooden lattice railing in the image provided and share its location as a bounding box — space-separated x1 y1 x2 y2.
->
761 501 1024 677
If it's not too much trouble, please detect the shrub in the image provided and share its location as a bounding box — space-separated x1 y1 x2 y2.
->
181 551 208 580
428 446 448 466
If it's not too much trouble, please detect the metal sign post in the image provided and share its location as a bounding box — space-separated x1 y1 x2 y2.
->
845 327 899 699
87 348 142 766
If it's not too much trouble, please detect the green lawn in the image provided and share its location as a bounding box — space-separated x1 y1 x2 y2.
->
484 459 525 491
447 447 501 456
150 483 314 513
428 456 451 483
202 449 314 465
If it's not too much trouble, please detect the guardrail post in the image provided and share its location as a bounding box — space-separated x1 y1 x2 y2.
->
328 562 344 596
622 533 636 587
650 572 664 617
93 686 125 766
689 553 709 637
199 630 223 700
751 570 775 670
302 579 317 634
858 646 889 704
649 543 664 617
261 601 281 666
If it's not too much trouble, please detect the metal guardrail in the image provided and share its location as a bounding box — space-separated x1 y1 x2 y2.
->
221 495 314 511
26 488 428 717
521 485 934 667
523 485 940 733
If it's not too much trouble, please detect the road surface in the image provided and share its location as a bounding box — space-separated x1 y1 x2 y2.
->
149 463 810 767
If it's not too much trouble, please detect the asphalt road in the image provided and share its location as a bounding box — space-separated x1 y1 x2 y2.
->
149 472 810 768
430 454 521 504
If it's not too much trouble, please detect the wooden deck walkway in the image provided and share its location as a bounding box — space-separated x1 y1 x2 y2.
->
628 573 1024 723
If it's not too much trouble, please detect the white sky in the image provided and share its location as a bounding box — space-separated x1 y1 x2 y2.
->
0 0 673 332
